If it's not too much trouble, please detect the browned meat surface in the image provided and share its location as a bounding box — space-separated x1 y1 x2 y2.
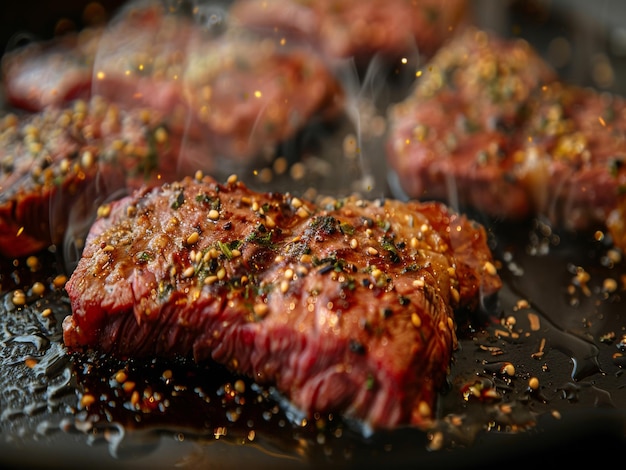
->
2 3 344 160
519 83 626 231
1 29 101 113
229 0 469 63
0 96 209 259
387 27 626 232
62 174 502 432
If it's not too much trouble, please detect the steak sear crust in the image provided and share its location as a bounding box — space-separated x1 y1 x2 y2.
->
387 27 626 233
0 96 205 259
63 174 501 432
387 27 557 222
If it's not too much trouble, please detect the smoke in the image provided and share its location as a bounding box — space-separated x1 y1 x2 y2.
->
0 0 466 269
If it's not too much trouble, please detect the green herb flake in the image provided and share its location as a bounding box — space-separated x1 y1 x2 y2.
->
195 193 221 211
246 225 274 247
376 220 392 232
366 374 375 391
381 237 400 263
217 239 242 259
339 222 355 235
135 251 153 264
171 190 185 210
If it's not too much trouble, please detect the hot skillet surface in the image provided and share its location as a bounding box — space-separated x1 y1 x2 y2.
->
0 1 625 468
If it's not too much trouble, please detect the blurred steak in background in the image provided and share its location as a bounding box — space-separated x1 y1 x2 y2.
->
387 26 626 235
0 95 208 260
229 0 470 65
0 1 347 262
2 2 345 161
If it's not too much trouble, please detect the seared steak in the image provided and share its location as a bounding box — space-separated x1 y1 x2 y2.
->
2 3 344 160
387 27 556 222
387 27 626 232
62 174 502 432
0 96 209 259
229 0 469 63
518 83 626 231
1 29 100 112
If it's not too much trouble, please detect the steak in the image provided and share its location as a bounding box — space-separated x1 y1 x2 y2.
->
2 3 344 160
62 174 502 433
229 0 469 64
1 29 100 113
0 96 210 259
387 27 626 232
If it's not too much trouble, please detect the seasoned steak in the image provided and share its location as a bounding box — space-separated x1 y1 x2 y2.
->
2 3 344 160
0 96 208 259
229 0 469 63
387 27 626 232
62 174 502 432
1 28 101 112
518 83 626 231
387 27 557 222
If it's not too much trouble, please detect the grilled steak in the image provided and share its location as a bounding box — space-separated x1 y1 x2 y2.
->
387 27 557 222
62 174 502 432
1 29 100 113
2 3 344 160
518 83 626 231
387 27 626 233
0 96 209 259
229 0 469 63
